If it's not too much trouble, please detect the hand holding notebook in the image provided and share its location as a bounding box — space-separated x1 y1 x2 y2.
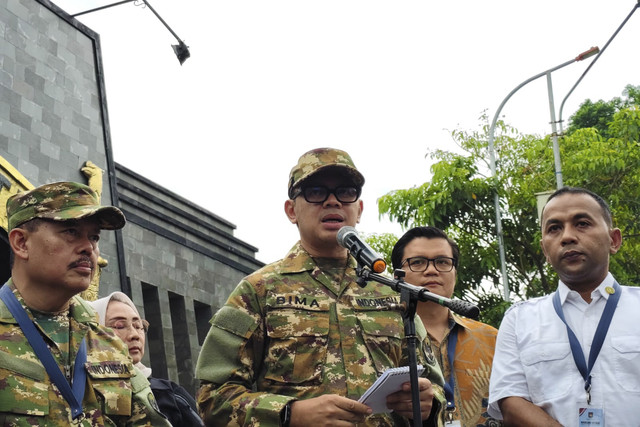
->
358 365 425 414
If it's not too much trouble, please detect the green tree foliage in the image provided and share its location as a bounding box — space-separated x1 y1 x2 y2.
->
567 84 639 138
364 232 398 276
375 87 640 327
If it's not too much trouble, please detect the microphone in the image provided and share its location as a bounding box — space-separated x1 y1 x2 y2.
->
445 298 480 319
337 226 387 273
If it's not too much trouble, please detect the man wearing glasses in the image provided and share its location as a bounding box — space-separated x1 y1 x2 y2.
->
391 227 499 427
196 148 445 426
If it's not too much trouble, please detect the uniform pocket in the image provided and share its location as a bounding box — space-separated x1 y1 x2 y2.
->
612 336 640 392
354 308 404 373
86 361 134 417
520 342 572 402
264 308 330 384
0 351 49 416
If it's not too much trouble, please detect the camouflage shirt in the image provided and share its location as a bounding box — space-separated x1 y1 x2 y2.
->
195 242 445 426
0 280 170 426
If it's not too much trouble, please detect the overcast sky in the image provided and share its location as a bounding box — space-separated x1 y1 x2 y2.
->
53 0 640 264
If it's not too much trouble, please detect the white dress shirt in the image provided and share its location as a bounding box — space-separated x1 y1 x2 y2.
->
488 273 640 426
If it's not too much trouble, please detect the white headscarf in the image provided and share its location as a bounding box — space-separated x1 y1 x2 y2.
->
88 292 152 378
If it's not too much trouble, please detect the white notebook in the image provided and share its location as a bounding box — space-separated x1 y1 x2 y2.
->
358 365 425 414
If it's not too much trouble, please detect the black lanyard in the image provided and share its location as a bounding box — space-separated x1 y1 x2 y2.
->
0 284 87 419
552 281 620 405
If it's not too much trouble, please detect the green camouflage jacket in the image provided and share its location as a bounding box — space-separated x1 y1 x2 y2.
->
0 281 170 426
196 242 445 426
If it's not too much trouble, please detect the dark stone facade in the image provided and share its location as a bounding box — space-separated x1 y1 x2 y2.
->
0 0 263 395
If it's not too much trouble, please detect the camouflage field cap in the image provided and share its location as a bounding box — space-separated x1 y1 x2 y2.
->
288 147 365 198
7 181 126 231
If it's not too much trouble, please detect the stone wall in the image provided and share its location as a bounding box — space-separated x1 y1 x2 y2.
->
0 0 263 396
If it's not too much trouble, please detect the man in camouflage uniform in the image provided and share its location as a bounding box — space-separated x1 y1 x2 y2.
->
0 182 170 426
196 148 445 426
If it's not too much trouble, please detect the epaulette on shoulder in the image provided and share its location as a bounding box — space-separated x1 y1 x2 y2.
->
503 300 525 316
246 261 280 280
504 294 550 315
72 295 100 324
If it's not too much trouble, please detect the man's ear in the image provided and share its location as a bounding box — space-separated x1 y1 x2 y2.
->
284 199 297 225
609 228 622 255
540 239 551 264
8 228 29 261
356 200 363 223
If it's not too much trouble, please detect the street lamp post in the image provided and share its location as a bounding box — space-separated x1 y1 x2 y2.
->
487 46 599 301
558 2 640 137
72 0 190 65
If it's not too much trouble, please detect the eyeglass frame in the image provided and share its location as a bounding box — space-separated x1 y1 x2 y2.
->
106 318 149 333
400 256 457 273
291 185 361 204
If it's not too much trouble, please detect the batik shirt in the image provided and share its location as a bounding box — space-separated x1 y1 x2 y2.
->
0 280 170 426
196 242 445 426
430 313 500 427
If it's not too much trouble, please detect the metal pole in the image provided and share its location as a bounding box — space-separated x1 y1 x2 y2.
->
69 0 190 64
72 0 136 17
141 0 184 45
558 3 639 135
546 73 563 189
487 47 596 301
486 132 509 301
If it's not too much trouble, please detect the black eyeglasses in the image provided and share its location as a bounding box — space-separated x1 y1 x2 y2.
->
401 256 456 273
292 186 361 204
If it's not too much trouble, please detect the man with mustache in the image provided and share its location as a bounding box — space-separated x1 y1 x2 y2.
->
196 148 445 426
0 182 169 426
488 187 640 425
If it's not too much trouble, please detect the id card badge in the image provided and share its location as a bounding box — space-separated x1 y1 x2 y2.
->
444 409 461 427
578 404 604 427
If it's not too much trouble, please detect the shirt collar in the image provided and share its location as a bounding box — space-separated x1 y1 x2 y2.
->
276 241 357 274
557 272 615 304
1 278 98 325
450 311 473 331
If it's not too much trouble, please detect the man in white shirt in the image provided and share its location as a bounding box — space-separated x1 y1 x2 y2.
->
488 187 640 426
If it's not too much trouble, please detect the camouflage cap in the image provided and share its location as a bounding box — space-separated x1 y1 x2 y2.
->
6 181 126 231
288 147 365 198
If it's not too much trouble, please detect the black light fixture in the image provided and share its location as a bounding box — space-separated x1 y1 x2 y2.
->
172 41 190 65
72 0 190 65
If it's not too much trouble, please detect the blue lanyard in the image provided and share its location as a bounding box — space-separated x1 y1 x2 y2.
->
0 284 87 419
443 325 458 412
552 281 620 405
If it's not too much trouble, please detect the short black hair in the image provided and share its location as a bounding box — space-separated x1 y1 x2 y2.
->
391 226 459 270
542 187 613 227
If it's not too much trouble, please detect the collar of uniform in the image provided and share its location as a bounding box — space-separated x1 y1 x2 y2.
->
0 279 19 324
70 295 102 324
557 271 615 305
277 241 357 274
0 278 98 325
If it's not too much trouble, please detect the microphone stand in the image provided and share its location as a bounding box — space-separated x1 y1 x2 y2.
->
398 269 423 424
356 266 423 423
355 265 480 425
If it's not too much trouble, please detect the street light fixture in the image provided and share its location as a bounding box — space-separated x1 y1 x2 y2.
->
558 2 640 137
487 46 599 301
72 0 190 65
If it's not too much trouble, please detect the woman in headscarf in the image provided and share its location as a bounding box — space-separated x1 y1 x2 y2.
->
89 292 203 426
